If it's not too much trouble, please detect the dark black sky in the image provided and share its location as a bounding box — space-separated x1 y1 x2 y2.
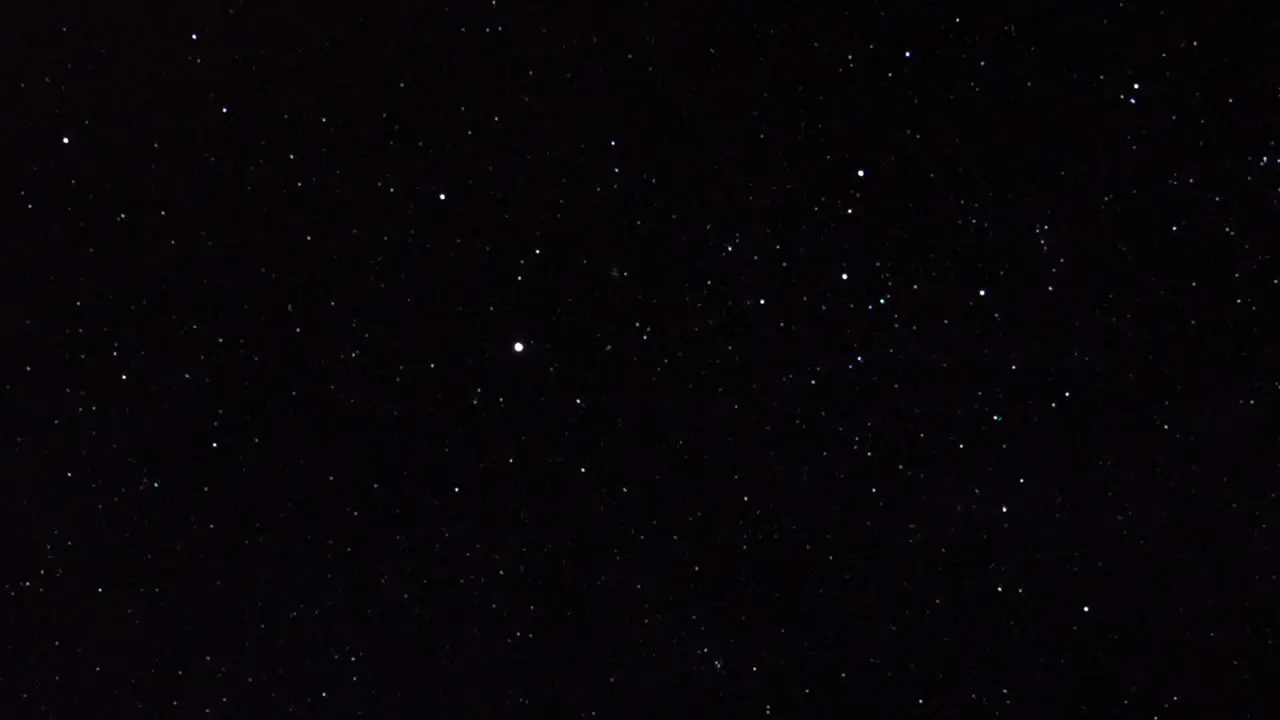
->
2 3 1276 717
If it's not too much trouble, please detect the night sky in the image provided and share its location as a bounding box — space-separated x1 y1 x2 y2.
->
3 4 1277 717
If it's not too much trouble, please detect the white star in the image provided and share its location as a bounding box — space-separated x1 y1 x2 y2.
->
513 342 524 352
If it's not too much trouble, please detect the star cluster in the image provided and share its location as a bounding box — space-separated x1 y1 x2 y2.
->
2 4 1275 717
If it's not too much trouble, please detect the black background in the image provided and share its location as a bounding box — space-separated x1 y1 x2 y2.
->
2 2 1276 717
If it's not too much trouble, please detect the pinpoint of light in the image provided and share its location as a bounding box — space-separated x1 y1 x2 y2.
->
439 193 446 200
62 137 69 144
857 169 865 177
979 289 986 296
513 342 524 352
